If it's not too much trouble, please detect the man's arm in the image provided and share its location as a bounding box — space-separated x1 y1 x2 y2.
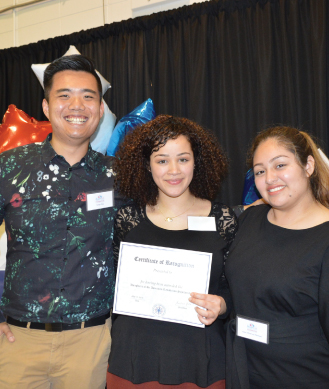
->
232 199 266 218
0 160 14 342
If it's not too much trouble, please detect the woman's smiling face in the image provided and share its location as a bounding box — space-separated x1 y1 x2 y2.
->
149 135 194 199
253 138 314 210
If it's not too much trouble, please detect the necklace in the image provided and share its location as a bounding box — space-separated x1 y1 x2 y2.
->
157 198 196 222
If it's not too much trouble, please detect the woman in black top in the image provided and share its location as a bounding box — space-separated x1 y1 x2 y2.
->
107 115 238 388
226 126 329 389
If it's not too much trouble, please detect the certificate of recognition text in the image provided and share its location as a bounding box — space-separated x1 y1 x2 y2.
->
113 242 213 328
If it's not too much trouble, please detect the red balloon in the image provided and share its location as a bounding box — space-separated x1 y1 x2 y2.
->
0 105 52 154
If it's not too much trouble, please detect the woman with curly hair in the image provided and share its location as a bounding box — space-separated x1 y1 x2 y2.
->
107 114 238 388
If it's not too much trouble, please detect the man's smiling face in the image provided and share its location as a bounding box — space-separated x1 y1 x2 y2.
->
42 70 104 146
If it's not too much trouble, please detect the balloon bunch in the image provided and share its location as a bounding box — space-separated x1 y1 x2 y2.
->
1 46 156 157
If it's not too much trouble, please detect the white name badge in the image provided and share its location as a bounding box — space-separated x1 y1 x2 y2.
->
188 216 216 231
86 190 113 211
236 315 269 344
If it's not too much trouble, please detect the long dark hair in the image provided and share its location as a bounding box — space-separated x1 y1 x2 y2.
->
248 126 329 208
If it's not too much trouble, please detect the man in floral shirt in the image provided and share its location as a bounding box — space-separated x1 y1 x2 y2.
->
0 55 120 388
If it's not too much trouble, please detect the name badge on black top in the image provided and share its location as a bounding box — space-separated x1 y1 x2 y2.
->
236 314 269 344
188 216 216 231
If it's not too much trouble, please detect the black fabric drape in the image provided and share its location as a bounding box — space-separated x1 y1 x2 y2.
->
0 0 328 204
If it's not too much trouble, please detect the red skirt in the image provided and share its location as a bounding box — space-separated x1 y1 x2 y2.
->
107 373 225 389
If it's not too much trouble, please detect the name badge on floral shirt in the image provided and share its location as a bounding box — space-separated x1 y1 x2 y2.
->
86 190 114 211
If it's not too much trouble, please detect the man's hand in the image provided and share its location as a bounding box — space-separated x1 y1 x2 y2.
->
189 293 227 326
0 322 15 342
244 198 266 210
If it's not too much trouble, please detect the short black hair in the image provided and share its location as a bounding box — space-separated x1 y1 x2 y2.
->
43 54 102 102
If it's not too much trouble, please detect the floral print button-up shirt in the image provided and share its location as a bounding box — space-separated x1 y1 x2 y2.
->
0 135 121 323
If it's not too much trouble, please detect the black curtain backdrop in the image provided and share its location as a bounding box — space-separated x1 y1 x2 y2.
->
0 0 328 205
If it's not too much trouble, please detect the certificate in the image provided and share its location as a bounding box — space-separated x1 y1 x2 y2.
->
113 242 212 328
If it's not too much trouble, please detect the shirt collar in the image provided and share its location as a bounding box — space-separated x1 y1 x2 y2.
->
36 134 99 170
83 144 99 170
39 134 57 164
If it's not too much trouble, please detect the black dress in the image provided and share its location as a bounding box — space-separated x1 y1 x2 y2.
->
226 205 329 389
108 202 238 387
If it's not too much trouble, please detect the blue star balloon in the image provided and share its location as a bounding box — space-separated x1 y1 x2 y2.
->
242 169 261 205
107 98 156 157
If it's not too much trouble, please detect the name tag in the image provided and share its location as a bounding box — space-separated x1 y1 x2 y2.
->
188 216 216 231
86 190 113 211
236 315 269 344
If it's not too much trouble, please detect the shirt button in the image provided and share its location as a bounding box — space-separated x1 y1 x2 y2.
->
63 258 67 262
68 197 72 201
69 167 72 171
60 288 65 292
67 226 70 230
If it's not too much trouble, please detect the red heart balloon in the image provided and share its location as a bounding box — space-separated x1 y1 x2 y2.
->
0 105 52 154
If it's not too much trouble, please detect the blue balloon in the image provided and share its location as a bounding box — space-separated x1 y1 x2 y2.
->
107 98 156 157
242 169 261 205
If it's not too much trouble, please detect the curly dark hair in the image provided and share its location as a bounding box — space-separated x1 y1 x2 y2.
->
114 115 228 206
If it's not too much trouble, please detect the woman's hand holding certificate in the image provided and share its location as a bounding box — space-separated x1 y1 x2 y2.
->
189 292 227 325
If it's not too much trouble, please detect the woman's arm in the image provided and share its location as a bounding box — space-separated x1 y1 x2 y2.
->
112 203 143 272
112 208 125 272
189 204 238 325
